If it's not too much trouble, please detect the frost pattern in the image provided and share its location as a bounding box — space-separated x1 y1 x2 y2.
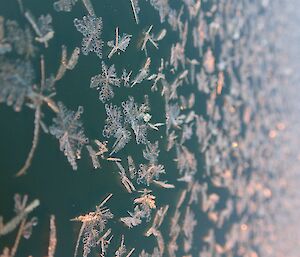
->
49 102 89 170
90 61 120 102
74 15 103 58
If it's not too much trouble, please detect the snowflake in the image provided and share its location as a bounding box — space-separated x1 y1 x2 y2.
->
74 15 104 58
90 61 120 102
49 102 89 170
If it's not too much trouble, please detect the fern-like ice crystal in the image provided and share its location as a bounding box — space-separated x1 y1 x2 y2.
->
49 102 89 170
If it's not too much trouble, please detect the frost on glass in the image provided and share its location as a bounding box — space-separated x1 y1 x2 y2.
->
74 15 103 58
90 61 120 102
49 102 89 170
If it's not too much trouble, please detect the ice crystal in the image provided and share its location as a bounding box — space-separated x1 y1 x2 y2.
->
137 163 165 186
0 58 34 112
166 103 185 132
121 69 132 87
72 194 113 257
0 194 39 237
148 0 170 23
103 103 131 154
74 15 103 58
148 59 165 91
90 61 120 102
175 145 197 178
137 141 165 186
170 42 185 70
116 162 136 193
49 102 89 170
122 96 150 144
6 20 36 57
55 45 80 81
24 12 54 48
121 189 156 228
142 141 159 163
107 27 132 59
53 0 77 12
130 0 140 24
182 206 197 253
131 58 151 87
0 17 11 55
54 0 95 15
115 235 135 257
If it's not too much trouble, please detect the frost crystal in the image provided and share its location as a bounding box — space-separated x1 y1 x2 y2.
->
122 96 150 144
24 12 54 48
121 189 156 228
131 58 151 87
90 61 120 102
148 0 170 23
53 0 77 12
121 69 132 87
0 17 11 55
0 58 34 112
107 27 132 59
130 0 140 24
49 102 89 170
170 42 185 70
72 194 113 257
103 103 131 154
137 142 165 186
5 20 36 57
74 15 104 58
